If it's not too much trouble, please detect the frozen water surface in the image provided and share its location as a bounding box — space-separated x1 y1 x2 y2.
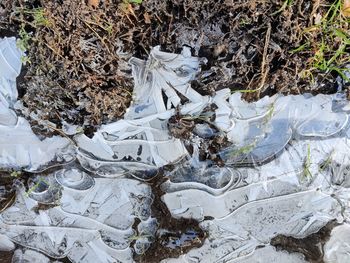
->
1 37 350 262
0 38 74 172
324 224 350 263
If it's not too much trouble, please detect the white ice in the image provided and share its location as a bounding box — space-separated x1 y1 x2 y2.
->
1 37 350 262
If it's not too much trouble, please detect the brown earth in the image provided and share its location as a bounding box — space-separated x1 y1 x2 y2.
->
1 0 349 133
0 251 13 263
134 171 207 263
271 221 339 263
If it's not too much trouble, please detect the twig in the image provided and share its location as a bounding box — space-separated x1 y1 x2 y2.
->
44 42 64 59
0 194 16 213
46 123 77 146
256 22 271 98
81 18 111 54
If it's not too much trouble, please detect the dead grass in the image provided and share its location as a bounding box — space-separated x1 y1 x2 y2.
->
1 0 138 128
0 0 349 130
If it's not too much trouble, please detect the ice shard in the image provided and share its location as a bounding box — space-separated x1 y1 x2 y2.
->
75 46 209 177
324 224 350 263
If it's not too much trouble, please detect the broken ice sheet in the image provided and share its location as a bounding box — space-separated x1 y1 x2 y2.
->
163 245 308 263
127 46 204 117
0 168 154 262
76 118 187 178
76 46 210 177
12 249 55 263
0 37 74 171
2 38 350 263
162 97 350 261
162 190 341 263
161 95 350 262
324 224 350 263
216 92 349 166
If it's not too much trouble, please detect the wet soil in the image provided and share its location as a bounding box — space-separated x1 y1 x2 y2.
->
168 108 230 164
271 220 339 263
0 251 13 263
134 171 207 263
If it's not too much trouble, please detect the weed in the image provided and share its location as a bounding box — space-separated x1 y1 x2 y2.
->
120 0 143 15
319 150 335 172
128 0 143 4
239 18 251 26
295 0 350 83
87 16 114 35
17 26 32 64
181 112 214 123
128 233 152 241
272 0 293 16
289 42 310 54
128 232 152 255
21 7 51 27
263 103 275 124
230 141 257 158
17 26 31 52
25 178 49 197
15 7 51 62
303 144 312 178
10 170 22 178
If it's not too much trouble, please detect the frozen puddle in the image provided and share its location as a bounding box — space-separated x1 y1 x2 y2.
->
1 37 350 262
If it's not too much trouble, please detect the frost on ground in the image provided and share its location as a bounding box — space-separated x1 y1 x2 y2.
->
0 38 350 262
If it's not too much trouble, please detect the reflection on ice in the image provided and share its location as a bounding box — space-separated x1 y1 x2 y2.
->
55 168 95 190
218 93 349 166
324 224 350 263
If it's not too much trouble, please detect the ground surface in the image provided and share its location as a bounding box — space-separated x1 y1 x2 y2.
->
1 0 349 132
0 1 350 262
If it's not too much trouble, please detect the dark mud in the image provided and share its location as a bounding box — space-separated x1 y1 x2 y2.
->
168 107 230 164
0 28 17 38
0 251 13 263
134 171 207 263
270 220 338 263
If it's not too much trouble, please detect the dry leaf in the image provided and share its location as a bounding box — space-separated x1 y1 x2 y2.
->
314 13 322 25
343 0 350 17
88 0 99 8
144 13 151 24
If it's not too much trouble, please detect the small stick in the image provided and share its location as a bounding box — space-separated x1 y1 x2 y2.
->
256 22 271 98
